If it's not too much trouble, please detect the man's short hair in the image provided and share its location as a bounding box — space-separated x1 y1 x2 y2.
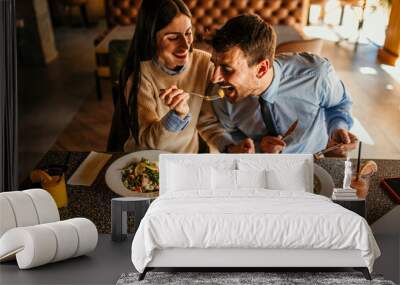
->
211 14 276 66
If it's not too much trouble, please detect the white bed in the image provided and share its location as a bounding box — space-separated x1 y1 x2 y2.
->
131 154 380 280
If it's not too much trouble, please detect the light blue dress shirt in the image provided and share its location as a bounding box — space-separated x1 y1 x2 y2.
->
212 96 268 152
212 52 354 154
162 111 191 132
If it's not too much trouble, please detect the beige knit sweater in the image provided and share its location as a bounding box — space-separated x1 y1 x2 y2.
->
124 49 233 153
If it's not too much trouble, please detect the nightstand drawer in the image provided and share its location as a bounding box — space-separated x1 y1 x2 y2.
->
333 200 366 218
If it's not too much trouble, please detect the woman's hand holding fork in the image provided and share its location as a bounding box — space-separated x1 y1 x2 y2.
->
159 85 190 119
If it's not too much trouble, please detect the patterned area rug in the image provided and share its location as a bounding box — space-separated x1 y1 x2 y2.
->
116 271 395 285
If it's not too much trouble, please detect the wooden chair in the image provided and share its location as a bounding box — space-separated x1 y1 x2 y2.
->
308 0 327 24
336 0 367 51
338 0 367 26
62 0 89 27
109 40 130 104
276 38 324 55
107 40 131 152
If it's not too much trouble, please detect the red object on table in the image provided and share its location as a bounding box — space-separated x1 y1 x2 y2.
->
380 177 400 204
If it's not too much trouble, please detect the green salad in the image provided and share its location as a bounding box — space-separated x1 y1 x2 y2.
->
121 158 159 193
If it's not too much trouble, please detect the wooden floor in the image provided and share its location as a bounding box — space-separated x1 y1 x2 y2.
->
51 35 400 159
321 40 400 159
51 81 113 152
18 24 106 183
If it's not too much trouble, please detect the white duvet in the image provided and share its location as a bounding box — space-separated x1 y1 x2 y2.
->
131 190 380 273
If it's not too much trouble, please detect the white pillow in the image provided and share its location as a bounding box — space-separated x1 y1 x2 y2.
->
237 157 310 192
266 168 307 192
212 169 268 190
212 168 237 190
236 169 268 189
168 163 212 191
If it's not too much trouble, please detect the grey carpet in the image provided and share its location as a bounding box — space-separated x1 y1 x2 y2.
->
116 271 396 285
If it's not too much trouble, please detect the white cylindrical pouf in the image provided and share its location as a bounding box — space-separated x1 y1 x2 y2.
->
0 192 39 227
23 189 60 224
42 221 79 263
0 196 17 237
0 226 57 269
0 190 98 269
65 218 98 257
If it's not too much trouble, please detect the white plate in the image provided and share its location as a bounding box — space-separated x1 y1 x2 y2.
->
105 150 170 197
313 163 335 198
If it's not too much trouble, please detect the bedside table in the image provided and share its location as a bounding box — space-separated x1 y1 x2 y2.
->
111 197 153 242
332 199 366 218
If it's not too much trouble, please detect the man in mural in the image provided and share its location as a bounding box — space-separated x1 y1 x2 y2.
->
209 14 358 156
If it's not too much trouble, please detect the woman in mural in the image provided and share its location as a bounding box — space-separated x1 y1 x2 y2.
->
120 0 230 153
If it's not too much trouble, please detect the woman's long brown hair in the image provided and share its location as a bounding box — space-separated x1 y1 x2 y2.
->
119 0 192 142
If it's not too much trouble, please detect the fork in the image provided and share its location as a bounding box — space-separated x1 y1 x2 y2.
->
189 92 222 101
313 143 344 160
160 86 227 101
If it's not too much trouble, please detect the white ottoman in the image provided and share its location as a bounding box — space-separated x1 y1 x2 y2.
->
0 189 98 269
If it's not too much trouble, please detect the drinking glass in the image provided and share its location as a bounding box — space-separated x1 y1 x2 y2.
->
350 175 370 199
42 166 68 208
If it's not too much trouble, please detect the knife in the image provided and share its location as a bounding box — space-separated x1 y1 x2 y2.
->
281 119 299 142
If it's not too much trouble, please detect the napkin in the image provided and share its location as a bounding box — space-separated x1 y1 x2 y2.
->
67 151 112 186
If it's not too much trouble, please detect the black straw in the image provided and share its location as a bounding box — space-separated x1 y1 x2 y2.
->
356 141 362 180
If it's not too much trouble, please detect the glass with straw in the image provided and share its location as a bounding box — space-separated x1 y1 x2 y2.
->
350 142 370 199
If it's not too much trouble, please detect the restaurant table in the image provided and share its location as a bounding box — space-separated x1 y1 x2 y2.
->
19 151 399 234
